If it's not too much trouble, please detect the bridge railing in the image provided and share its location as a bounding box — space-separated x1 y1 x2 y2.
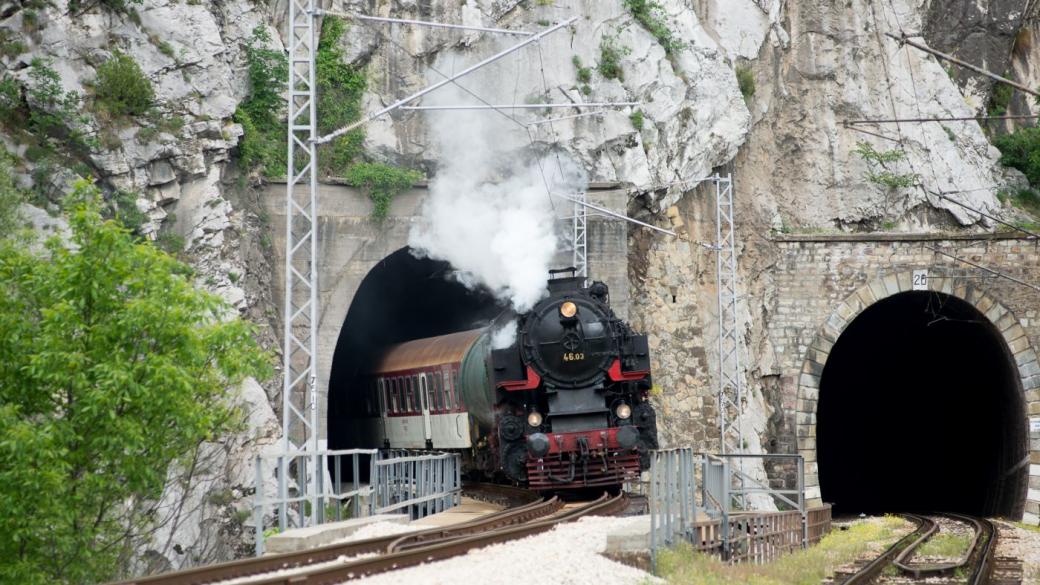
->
649 449 830 569
252 449 461 555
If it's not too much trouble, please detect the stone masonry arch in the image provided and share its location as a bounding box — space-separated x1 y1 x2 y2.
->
796 270 1040 520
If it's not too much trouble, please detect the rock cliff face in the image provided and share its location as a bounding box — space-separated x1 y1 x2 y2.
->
4 0 1038 571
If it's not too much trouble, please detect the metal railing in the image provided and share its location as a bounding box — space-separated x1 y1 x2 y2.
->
650 449 829 569
649 448 700 558
253 449 462 555
372 450 462 518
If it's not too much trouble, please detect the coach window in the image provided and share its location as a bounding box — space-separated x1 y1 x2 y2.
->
410 375 418 412
394 377 403 414
412 375 420 411
451 371 459 409
433 373 443 412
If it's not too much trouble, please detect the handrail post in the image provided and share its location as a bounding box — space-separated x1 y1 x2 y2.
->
254 455 264 556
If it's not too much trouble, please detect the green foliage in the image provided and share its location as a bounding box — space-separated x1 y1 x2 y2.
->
854 141 918 190
623 0 685 54
572 55 592 84
629 109 644 130
345 162 421 222
989 81 1013 116
598 37 629 81
0 181 271 584
27 58 84 143
69 0 142 13
736 65 755 100
236 26 288 177
998 187 1040 218
0 77 22 128
94 51 154 117
0 157 23 237
108 190 147 234
0 29 27 58
994 127 1040 187
316 16 366 176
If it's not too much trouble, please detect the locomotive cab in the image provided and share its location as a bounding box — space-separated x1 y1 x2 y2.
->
491 269 658 489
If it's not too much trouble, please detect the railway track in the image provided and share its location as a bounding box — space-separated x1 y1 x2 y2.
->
836 513 1018 585
114 489 627 585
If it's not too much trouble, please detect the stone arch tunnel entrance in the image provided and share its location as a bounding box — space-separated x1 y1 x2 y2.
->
327 247 505 451
817 291 1029 517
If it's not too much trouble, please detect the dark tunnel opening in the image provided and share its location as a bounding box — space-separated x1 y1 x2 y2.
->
817 291 1028 518
327 247 506 452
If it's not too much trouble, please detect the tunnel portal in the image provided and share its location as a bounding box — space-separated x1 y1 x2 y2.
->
327 247 505 451
817 291 1028 517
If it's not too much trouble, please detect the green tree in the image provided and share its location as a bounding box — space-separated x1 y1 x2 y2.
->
0 156 22 236
94 51 155 117
995 127 1040 187
0 181 271 584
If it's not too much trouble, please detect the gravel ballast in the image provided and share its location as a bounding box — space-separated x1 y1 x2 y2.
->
350 515 658 585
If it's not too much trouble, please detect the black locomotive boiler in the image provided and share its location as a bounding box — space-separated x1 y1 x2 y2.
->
358 270 658 490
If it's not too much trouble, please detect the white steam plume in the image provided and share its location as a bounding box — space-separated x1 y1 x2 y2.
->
409 87 587 312
490 320 518 350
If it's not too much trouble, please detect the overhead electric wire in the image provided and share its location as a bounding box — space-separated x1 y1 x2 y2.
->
315 17 578 144
927 190 1040 240
846 114 1040 125
924 245 1040 292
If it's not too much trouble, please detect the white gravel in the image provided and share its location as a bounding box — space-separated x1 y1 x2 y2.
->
334 520 423 543
347 515 659 585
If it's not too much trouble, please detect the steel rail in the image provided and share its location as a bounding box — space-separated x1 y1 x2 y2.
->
245 492 628 584
111 491 561 585
838 514 933 585
893 513 997 582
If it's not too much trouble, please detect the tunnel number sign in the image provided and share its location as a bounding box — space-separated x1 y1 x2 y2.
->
912 269 928 290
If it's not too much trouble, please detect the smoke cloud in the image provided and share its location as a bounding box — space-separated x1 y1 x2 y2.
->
490 320 518 350
408 86 587 312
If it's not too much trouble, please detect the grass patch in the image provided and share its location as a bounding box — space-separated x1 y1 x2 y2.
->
914 533 971 559
623 0 685 54
656 516 909 585
572 55 592 84
345 162 422 222
736 65 755 101
630 109 644 130
598 36 629 81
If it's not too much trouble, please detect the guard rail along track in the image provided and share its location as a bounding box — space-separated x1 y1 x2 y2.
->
113 490 627 585
839 513 997 585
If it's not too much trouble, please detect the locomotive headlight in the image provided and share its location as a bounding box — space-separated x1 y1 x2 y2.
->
615 403 632 420
559 301 577 318
527 411 543 427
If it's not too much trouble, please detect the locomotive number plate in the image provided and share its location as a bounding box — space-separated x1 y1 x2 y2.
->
563 352 586 362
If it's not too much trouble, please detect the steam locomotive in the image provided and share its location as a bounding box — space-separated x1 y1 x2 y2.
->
360 270 658 490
